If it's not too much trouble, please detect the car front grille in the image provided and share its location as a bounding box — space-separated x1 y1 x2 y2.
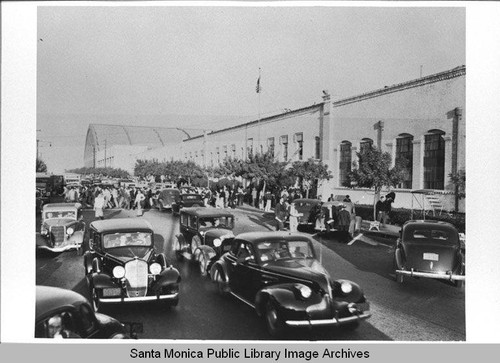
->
50 226 66 245
125 260 148 298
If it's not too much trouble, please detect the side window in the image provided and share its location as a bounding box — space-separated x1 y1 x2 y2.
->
93 232 101 250
180 213 188 226
236 242 255 262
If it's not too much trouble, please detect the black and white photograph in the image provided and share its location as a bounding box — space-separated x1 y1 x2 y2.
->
2 0 500 359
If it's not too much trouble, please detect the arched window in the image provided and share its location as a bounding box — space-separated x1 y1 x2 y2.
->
359 138 374 153
424 130 445 190
396 133 414 189
339 141 352 187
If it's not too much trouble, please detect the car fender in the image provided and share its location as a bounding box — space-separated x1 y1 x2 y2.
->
196 245 217 261
332 279 365 303
68 230 84 245
36 233 49 248
83 251 95 274
255 283 323 317
210 259 229 282
91 273 115 289
154 266 181 288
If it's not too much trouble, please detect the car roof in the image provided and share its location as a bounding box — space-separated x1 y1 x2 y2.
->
181 207 234 218
90 218 154 233
43 203 81 211
235 231 314 245
36 286 88 319
402 219 458 230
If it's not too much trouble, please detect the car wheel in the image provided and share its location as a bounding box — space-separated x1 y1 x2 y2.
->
265 301 285 337
213 268 228 296
198 253 207 277
91 286 101 312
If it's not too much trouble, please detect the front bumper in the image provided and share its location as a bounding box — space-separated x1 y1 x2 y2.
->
396 269 465 281
285 302 371 327
99 292 179 304
37 243 81 253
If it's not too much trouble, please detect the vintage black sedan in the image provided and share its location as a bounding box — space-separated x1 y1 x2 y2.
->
172 193 205 215
153 188 180 212
35 285 128 339
84 218 181 311
394 220 465 287
37 203 86 254
174 207 235 276
210 231 371 337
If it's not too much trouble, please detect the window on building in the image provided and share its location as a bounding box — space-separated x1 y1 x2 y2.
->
295 133 304 160
315 136 321 159
396 134 414 189
360 138 374 154
267 137 275 157
339 141 352 187
223 145 228 159
247 138 253 157
216 147 220 163
280 135 288 161
424 130 445 190
231 144 236 158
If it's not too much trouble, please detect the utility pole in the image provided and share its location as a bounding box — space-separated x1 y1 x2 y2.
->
373 120 384 150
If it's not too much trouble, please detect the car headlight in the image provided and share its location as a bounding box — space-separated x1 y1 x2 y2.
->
296 284 312 299
113 266 125 279
66 227 74 235
110 333 127 339
341 282 353 294
213 238 222 247
199 231 205 236
150 262 162 275
41 227 48 235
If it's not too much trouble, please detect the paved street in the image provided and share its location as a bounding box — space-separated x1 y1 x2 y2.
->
36 206 465 341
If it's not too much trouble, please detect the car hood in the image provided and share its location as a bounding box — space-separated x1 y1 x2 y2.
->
104 248 153 263
44 219 75 227
262 259 330 290
204 229 234 238
402 241 460 272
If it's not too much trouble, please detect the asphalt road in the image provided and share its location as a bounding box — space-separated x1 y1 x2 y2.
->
36 206 465 341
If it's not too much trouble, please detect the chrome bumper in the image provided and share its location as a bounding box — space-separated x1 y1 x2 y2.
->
286 312 371 327
37 244 81 252
99 292 179 304
396 269 465 281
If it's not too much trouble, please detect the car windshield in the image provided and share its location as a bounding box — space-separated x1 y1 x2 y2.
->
256 240 314 262
404 226 458 245
199 216 234 229
103 232 152 249
45 211 76 219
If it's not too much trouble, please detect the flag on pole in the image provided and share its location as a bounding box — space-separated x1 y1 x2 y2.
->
256 68 261 93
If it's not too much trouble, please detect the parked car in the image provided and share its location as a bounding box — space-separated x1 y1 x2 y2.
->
394 220 465 287
35 285 128 339
153 188 180 212
37 203 86 254
210 231 371 337
172 193 205 215
289 198 322 226
174 208 235 276
84 218 181 311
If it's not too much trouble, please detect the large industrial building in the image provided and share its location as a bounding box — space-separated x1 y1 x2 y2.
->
85 65 465 211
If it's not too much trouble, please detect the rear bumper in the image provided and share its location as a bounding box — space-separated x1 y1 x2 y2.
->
396 269 465 281
286 311 371 327
99 292 179 304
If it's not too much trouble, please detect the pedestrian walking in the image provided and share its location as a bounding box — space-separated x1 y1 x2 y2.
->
288 202 302 233
135 189 146 216
337 204 351 242
274 196 289 231
94 192 105 220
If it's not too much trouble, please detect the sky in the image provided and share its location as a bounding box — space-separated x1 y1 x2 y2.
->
34 4 465 173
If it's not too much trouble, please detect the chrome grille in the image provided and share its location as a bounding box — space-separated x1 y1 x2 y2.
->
50 226 65 244
124 260 148 298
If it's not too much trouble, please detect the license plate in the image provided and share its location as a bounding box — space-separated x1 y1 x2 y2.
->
102 288 121 297
423 253 439 261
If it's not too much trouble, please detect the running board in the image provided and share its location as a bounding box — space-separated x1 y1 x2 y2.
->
230 292 255 309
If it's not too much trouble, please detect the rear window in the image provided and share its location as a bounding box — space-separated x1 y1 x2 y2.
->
183 195 201 200
404 226 458 244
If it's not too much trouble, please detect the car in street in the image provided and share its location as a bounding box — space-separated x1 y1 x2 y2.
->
394 220 465 287
83 218 181 311
35 285 128 339
153 188 180 212
210 231 371 337
174 208 235 276
37 203 86 254
172 193 205 215
289 198 322 227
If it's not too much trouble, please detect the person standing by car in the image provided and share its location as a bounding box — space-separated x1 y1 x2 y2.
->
376 196 388 226
135 189 146 216
94 192 105 220
337 204 352 241
275 196 289 231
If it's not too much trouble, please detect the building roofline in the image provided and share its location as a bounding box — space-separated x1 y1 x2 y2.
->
333 65 465 107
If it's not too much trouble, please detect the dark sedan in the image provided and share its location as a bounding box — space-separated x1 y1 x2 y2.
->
83 218 181 311
35 286 128 339
394 220 465 287
172 193 205 215
210 231 371 337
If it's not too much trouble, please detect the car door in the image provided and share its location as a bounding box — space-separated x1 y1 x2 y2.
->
230 242 260 302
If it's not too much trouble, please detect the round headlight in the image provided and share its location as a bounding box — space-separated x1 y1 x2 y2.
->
113 266 125 279
199 231 205 236
150 262 162 275
341 282 353 294
296 284 312 299
213 238 222 247
66 227 74 235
